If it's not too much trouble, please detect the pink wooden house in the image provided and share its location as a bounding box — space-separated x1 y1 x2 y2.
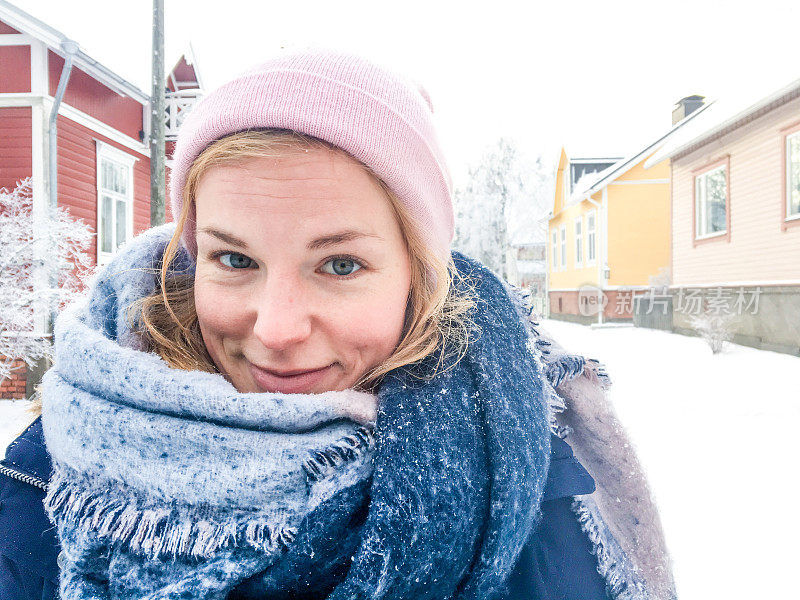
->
646 78 800 355
0 1 202 397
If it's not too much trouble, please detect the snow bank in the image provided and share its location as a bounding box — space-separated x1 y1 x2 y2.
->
1 399 36 457
542 319 800 600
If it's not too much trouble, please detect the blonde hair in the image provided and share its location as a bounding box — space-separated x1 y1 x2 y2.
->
134 129 476 391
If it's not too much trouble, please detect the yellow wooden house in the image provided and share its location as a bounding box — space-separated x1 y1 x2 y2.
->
547 99 709 323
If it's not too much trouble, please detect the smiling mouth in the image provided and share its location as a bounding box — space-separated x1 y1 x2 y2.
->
248 362 335 394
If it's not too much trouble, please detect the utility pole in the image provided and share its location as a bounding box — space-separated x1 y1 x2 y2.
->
150 0 166 226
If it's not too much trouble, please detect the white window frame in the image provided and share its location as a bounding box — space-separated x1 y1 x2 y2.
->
574 216 583 268
96 141 136 265
787 130 800 221
587 209 597 265
559 224 567 270
551 229 559 272
695 163 728 239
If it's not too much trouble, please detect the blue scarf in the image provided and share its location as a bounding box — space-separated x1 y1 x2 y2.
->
41 223 552 600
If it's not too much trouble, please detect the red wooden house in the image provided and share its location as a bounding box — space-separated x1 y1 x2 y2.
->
0 0 202 398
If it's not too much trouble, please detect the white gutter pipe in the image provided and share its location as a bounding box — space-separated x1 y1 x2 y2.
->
44 39 78 333
48 39 78 211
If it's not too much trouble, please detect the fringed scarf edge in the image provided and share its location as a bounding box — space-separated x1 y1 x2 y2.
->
505 283 613 439
571 495 651 600
45 424 377 562
508 284 664 600
302 424 376 482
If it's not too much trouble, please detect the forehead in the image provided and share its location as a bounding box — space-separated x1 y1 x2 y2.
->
195 148 388 213
193 148 394 227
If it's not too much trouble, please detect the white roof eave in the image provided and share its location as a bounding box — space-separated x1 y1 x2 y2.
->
580 101 715 197
0 0 150 104
646 77 800 166
186 41 205 91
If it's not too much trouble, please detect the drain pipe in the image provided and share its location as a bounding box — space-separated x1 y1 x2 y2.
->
27 39 79 394
49 40 79 212
44 39 78 334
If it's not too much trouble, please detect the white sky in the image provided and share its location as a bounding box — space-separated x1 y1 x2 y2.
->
10 0 800 187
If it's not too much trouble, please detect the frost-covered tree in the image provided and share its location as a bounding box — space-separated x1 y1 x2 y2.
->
506 153 553 246
453 138 552 280
0 178 93 382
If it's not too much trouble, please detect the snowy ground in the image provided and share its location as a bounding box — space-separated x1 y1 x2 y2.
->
541 319 800 600
1 398 36 454
1 322 797 598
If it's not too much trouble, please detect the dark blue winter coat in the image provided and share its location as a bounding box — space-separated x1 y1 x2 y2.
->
0 417 608 600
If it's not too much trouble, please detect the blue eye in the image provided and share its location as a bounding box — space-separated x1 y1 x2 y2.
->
322 257 362 277
219 252 253 269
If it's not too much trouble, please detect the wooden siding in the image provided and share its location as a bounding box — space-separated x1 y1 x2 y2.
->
0 19 21 34
0 107 32 191
48 51 143 141
549 197 601 290
56 115 151 263
132 145 150 233
606 181 670 286
672 96 800 285
615 154 670 182
0 45 30 93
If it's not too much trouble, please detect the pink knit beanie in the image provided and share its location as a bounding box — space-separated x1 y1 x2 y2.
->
169 50 455 264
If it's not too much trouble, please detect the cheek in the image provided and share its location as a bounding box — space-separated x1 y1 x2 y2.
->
334 287 409 362
194 280 251 340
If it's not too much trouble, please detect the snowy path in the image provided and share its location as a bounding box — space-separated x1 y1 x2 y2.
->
1 323 797 598
541 319 799 600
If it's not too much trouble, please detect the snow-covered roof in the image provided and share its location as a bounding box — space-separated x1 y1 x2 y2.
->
0 0 150 103
644 76 800 167
568 101 713 203
515 259 547 275
568 163 617 201
184 42 205 91
566 157 620 200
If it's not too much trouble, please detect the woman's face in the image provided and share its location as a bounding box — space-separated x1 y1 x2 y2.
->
192 147 412 395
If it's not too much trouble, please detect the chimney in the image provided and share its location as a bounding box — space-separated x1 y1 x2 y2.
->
672 95 705 125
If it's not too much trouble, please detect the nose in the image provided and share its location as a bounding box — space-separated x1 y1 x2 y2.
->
251 275 313 352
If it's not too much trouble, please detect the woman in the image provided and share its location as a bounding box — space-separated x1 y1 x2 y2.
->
0 51 675 600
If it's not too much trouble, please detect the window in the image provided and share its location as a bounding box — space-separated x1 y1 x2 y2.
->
695 163 727 238
587 210 596 264
560 224 566 270
96 143 135 264
574 217 583 268
787 131 800 220
551 230 558 271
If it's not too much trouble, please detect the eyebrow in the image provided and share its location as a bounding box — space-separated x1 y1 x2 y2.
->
306 229 382 250
197 227 382 251
198 227 249 249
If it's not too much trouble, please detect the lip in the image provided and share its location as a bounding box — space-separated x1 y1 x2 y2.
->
248 362 335 394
